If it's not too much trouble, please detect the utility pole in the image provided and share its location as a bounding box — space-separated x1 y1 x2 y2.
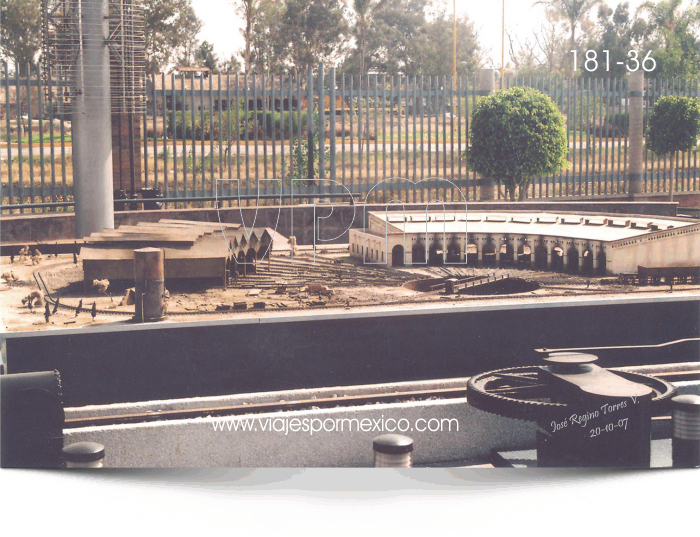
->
453 0 457 84
72 0 114 238
501 0 505 89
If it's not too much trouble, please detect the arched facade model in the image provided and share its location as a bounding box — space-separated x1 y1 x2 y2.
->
349 211 700 275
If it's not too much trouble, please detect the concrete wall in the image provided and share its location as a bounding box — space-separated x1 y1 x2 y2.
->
609 226 700 273
64 397 535 467
5 295 699 407
1 201 680 244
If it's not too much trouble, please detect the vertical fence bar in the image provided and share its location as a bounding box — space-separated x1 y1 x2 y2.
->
217 72 223 199
442 75 447 196
318 65 325 186
366 73 371 191
449 75 455 199
200 72 206 198
420 75 425 201
37 65 46 206
358 74 363 189
329 68 336 194
341 74 346 189
411 75 416 186
161 74 167 201
271 74 277 193
151 74 158 190
389 76 393 198
374 74 379 190
4 64 13 211
225 72 232 204
188 73 195 200
427 77 432 194
457 76 462 200
59 70 67 208
296 72 302 197
244 73 250 202
583 77 589 196
381 73 387 194
261 73 267 191
14 64 23 212
350 75 355 192
382 74 393 201
171 74 177 204
26 63 35 211
48 68 56 210
597 78 603 194
307 67 315 188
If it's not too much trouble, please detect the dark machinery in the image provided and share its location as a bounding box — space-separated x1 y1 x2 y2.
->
467 352 677 467
0 371 65 468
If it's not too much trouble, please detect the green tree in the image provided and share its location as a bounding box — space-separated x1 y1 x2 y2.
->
220 54 242 74
466 87 568 201
234 0 260 75
280 0 349 77
646 96 700 202
195 41 219 73
140 0 203 74
343 0 428 77
584 2 636 77
352 0 389 76
417 9 481 78
534 0 602 77
249 0 287 78
0 0 42 74
635 0 700 78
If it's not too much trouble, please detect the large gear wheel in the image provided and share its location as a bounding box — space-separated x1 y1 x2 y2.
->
466 365 676 422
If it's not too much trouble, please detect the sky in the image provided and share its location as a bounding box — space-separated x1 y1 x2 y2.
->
191 0 688 68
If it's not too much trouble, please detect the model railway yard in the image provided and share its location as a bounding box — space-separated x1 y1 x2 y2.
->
2 245 700 332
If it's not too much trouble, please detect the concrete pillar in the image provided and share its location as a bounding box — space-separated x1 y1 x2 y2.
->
546 240 553 270
478 69 497 202
628 71 645 197
592 248 599 271
494 235 502 265
72 0 114 238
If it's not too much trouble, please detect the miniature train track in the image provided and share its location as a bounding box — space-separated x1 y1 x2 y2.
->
32 262 700 320
64 386 469 429
62 364 699 429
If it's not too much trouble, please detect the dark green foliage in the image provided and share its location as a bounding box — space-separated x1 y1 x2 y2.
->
166 106 315 141
646 96 700 156
466 86 568 200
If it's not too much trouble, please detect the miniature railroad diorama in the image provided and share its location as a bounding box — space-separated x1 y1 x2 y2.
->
2 202 700 468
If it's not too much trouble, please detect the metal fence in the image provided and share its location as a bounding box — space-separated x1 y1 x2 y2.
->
2 62 700 214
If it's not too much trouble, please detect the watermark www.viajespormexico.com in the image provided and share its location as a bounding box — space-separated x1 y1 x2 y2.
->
212 416 459 436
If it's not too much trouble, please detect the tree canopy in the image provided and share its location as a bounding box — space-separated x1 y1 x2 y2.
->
647 96 700 156
141 0 203 74
0 0 42 74
466 87 568 201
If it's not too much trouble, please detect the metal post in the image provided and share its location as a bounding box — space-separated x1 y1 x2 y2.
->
373 434 413 468
672 394 700 468
628 70 645 197
72 0 114 238
478 69 496 201
63 442 105 468
133 247 165 322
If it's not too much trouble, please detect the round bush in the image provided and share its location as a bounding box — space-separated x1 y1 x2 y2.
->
466 86 568 200
646 96 700 156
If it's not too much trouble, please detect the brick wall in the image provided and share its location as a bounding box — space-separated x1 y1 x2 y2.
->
111 113 142 192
